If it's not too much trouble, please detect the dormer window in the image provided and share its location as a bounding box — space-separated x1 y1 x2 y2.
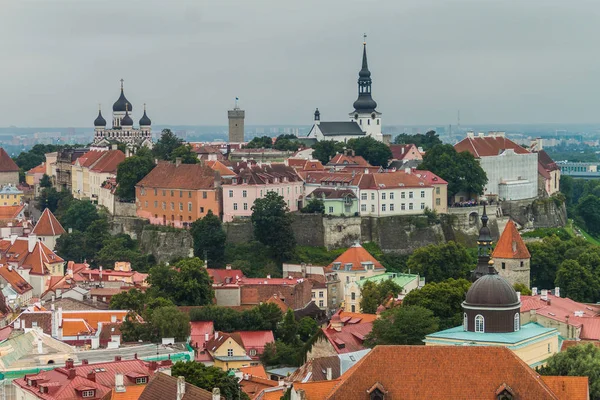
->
232 178 237 184
82 390 95 398
136 377 148 384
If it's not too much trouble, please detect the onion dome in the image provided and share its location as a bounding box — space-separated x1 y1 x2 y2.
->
94 109 106 127
352 43 378 113
112 80 133 112
121 110 133 127
139 105 151 126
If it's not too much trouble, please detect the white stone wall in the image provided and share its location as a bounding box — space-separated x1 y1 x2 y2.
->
359 187 434 216
479 150 538 200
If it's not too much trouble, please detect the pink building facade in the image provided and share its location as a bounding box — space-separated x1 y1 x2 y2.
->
222 163 304 222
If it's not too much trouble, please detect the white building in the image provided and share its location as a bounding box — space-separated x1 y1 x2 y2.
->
455 132 538 201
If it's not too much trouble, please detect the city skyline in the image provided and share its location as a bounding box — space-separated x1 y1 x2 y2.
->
2 0 600 127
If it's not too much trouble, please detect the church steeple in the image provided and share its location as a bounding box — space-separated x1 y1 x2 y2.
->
352 36 378 114
471 204 494 281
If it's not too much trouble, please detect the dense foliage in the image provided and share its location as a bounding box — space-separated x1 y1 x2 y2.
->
345 136 393 167
406 241 475 282
13 144 78 182
311 140 344 164
393 130 442 151
189 303 283 332
419 144 487 198
539 343 600 400
251 192 296 262
171 361 249 400
300 198 325 214
147 258 214 306
359 279 403 314
152 129 184 161
365 305 439 346
191 210 226 268
115 147 155 202
402 278 471 330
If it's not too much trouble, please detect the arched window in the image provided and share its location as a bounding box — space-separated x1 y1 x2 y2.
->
475 314 484 333
514 313 520 332
463 313 468 331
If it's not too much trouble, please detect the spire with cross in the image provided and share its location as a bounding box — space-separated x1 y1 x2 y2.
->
120 78 124 90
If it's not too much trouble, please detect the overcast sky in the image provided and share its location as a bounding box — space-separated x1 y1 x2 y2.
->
1 0 599 127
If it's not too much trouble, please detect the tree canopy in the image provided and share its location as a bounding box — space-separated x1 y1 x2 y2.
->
171 361 250 400
60 199 102 232
190 210 226 268
359 279 403 314
273 134 303 151
153 129 184 161
346 136 393 167
245 136 274 149
189 303 283 332
406 241 475 283
115 147 155 202
170 144 199 164
251 191 296 262
393 130 442 151
311 140 344 164
301 198 325 214
402 278 471 330
365 305 439 346
147 258 214 306
539 343 600 400
418 144 487 198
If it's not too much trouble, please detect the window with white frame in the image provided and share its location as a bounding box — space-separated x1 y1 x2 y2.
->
243 203 248 210
436 198 441 205
242 190 247 198
249 349 257 356
475 315 484 332
329 206 334 213
390 192 394 200
409 192 413 199
401 203 406 210
436 186 440 195
233 203 238 210
401 192 405 199
390 204 395 211
382 193 386 200
371 193 375 200
319 300 324 307
421 203 425 209
136 377 148 384
82 390 95 398
371 205 375 212
409 203 413 210
361 204 366 212
381 204 386 212
227 348 234 357
188 202 192 212
229 190 233 198
361 193 367 200
420 190 425 198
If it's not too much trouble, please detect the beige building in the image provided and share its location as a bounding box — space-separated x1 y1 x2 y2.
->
492 220 531 288
0 148 19 187
72 148 124 202
205 332 254 371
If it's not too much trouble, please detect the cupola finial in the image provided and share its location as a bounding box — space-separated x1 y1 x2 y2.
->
120 78 124 90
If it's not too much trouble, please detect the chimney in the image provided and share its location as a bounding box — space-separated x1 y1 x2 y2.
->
99 266 103 279
65 358 74 369
267 274 271 279
82 359 88 365
68 368 76 380
214 331 219 340
114 355 121 362
555 287 560 297
212 388 221 400
149 361 158 371
405 168 411 175
9 234 17 244
111 315 117 323
115 373 125 392
176 376 186 400
8 265 12 271
326 367 332 381
111 144 118 151
205 333 209 342
175 157 182 167
87 371 96 382
28 234 37 253
516 292 521 302
541 289 548 301
532 287 538 296
226 264 232 270
37 339 43 354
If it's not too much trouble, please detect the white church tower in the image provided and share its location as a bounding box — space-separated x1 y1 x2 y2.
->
349 37 382 141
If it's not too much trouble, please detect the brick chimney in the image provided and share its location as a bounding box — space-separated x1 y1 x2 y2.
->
114 355 121 361
65 358 74 369
87 370 96 382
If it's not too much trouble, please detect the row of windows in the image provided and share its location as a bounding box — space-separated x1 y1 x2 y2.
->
464 313 520 333
140 188 209 199
361 190 427 201
145 201 207 214
0 194 19 199
228 186 298 198
360 203 425 212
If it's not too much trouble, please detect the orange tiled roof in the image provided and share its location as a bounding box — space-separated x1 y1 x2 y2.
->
265 295 289 313
136 161 217 190
239 365 268 379
27 163 46 175
76 150 108 168
338 311 378 324
32 208 66 236
111 385 147 400
62 319 94 336
541 376 589 400
0 148 19 172
206 160 236 177
325 243 384 272
454 135 530 159
492 220 531 259
328 154 371 167
359 171 429 190
90 150 125 174
294 380 340 400
0 264 32 294
23 241 64 275
325 346 575 400
0 205 24 220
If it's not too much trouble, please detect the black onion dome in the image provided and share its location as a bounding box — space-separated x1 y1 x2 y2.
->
139 110 151 126
465 270 519 307
113 89 133 113
94 110 106 127
352 97 378 113
121 111 133 126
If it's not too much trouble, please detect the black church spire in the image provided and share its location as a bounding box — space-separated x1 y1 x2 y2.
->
352 39 378 114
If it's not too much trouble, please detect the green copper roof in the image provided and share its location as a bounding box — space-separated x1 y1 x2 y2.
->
356 272 419 289
424 322 558 346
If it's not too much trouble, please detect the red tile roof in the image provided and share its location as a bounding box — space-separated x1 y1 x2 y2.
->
207 268 244 285
76 150 107 168
389 144 421 161
90 150 125 174
328 154 371 167
492 220 530 259
136 161 217 190
325 346 582 400
325 243 384 272
0 148 19 172
537 150 560 172
265 295 289 313
454 135 530 158
321 321 373 354
411 169 448 185
139 372 217 400
303 171 362 186
358 171 429 190
294 380 340 400
541 376 589 400
32 208 66 236
0 205 24 220
237 330 275 356
190 321 214 350
239 375 279 399
560 340 600 351
205 160 236 177
0 264 33 294
27 163 46 175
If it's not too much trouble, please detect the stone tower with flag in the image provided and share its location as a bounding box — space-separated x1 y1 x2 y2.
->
228 97 245 143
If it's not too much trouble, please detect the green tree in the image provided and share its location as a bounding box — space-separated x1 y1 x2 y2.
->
149 305 191 341
576 195 600 237
153 129 184 160
393 130 442 151
40 174 52 188
407 241 474 282
55 231 87 263
190 210 226 268
278 309 300 346
244 136 273 149
273 134 302 151
171 361 250 400
555 259 600 303
365 305 439 346
297 317 319 342
115 150 155 202
60 200 101 233
147 258 214 306
419 144 487 198
311 140 344 164
346 136 393 167
539 343 600 400
301 198 325 214
359 279 403 314
109 289 147 315
513 283 532 296
402 278 471 330
170 144 199 164
38 187 73 215
251 192 296 262
260 340 301 367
